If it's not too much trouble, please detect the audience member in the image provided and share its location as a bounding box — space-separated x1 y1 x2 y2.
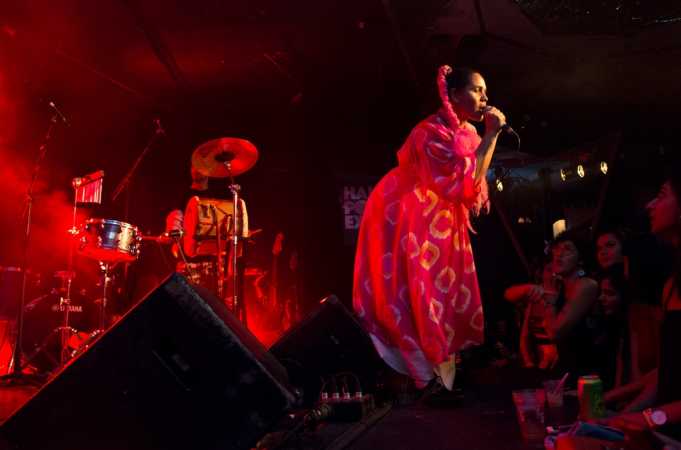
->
504 256 558 368
596 229 631 272
595 272 630 391
623 232 674 380
596 173 681 441
543 232 600 388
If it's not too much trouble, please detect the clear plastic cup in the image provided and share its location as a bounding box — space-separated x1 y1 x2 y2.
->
542 380 564 407
512 389 546 440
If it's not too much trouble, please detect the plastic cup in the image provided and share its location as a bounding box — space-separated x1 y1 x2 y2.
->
512 389 546 440
543 380 564 407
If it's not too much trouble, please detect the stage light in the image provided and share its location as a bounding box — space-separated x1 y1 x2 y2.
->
577 165 585 177
560 167 575 181
495 179 503 191
600 161 608 174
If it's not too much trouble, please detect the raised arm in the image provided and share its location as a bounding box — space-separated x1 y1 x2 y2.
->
505 283 545 303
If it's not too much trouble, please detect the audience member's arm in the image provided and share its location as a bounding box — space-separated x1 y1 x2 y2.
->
543 278 598 343
594 397 681 431
605 368 657 403
623 373 659 413
504 284 544 303
519 303 537 367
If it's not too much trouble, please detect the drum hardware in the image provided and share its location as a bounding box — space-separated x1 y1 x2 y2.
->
191 137 258 179
15 170 107 376
76 219 142 334
0 110 66 388
190 137 258 324
47 329 102 381
111 119 165 313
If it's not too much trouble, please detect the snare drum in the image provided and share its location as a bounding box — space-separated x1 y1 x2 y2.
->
13 293 99 373
183 196 249 258
77 219 141 262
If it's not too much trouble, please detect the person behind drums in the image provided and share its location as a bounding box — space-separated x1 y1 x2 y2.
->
165 166 226 295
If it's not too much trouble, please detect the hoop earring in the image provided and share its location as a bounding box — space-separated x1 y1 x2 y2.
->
578 268 585 277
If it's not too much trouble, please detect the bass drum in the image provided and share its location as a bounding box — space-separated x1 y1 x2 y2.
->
14 293 99 374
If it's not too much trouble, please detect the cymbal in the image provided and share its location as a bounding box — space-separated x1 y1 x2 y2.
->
191 138 258 178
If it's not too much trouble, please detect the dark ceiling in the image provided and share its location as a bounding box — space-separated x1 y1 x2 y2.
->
3 0 681 147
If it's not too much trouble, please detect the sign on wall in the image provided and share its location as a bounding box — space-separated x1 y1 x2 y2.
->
333 172 382 246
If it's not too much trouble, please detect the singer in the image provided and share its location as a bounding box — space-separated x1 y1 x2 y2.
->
353 66 506 394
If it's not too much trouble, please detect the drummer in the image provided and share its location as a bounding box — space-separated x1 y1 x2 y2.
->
165 166 227 294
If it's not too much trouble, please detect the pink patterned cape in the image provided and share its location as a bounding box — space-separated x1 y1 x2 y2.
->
353 109 485 378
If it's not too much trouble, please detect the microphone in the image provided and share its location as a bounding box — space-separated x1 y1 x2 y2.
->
49 102 71 127
501 123 518 137
162 229 186 238
481 107 517 137
155 119 166 136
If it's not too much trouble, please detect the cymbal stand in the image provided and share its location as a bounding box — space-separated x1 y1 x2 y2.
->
0 114 62 387
222 162 241 316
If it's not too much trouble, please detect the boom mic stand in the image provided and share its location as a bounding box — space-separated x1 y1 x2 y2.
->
111 120 164 313
0 113 65 387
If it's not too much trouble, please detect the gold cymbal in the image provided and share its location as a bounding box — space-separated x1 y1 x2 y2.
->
191 137 258 178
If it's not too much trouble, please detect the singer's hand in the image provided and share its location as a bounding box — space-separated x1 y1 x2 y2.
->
481 106 505 136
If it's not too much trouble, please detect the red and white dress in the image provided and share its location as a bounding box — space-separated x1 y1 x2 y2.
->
353 109 486 385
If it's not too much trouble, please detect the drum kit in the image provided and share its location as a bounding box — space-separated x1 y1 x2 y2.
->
4 136 258 379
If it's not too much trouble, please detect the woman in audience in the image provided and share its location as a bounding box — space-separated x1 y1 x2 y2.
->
623 232 673 380
596 272 630 391
597 173 681 441
504 256 558 368
543 231 600 388
596 229 630 272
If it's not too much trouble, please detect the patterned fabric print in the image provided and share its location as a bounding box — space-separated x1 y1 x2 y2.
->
353 110 485 371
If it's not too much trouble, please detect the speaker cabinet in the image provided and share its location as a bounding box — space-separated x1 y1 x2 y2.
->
0 273 294 450
268 295 386 405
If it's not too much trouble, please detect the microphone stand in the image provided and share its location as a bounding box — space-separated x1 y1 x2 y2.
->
111 122 164 313
0 114 62 387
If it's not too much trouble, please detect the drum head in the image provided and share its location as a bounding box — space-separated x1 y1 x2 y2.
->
18 293 99 373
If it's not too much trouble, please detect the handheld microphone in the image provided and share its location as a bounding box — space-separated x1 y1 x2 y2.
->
501 123 518 137
481 106 517 137
49 102 71 127
155 119 166 136
162 229 186 238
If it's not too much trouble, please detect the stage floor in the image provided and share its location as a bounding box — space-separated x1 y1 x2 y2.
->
0 363 577 449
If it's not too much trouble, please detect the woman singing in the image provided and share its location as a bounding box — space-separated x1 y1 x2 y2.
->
353 66 506 391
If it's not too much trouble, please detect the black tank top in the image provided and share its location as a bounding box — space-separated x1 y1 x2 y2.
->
657 281 681 439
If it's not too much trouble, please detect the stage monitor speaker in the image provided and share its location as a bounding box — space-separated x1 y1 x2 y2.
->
0 273 294 450
268 295 386 406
